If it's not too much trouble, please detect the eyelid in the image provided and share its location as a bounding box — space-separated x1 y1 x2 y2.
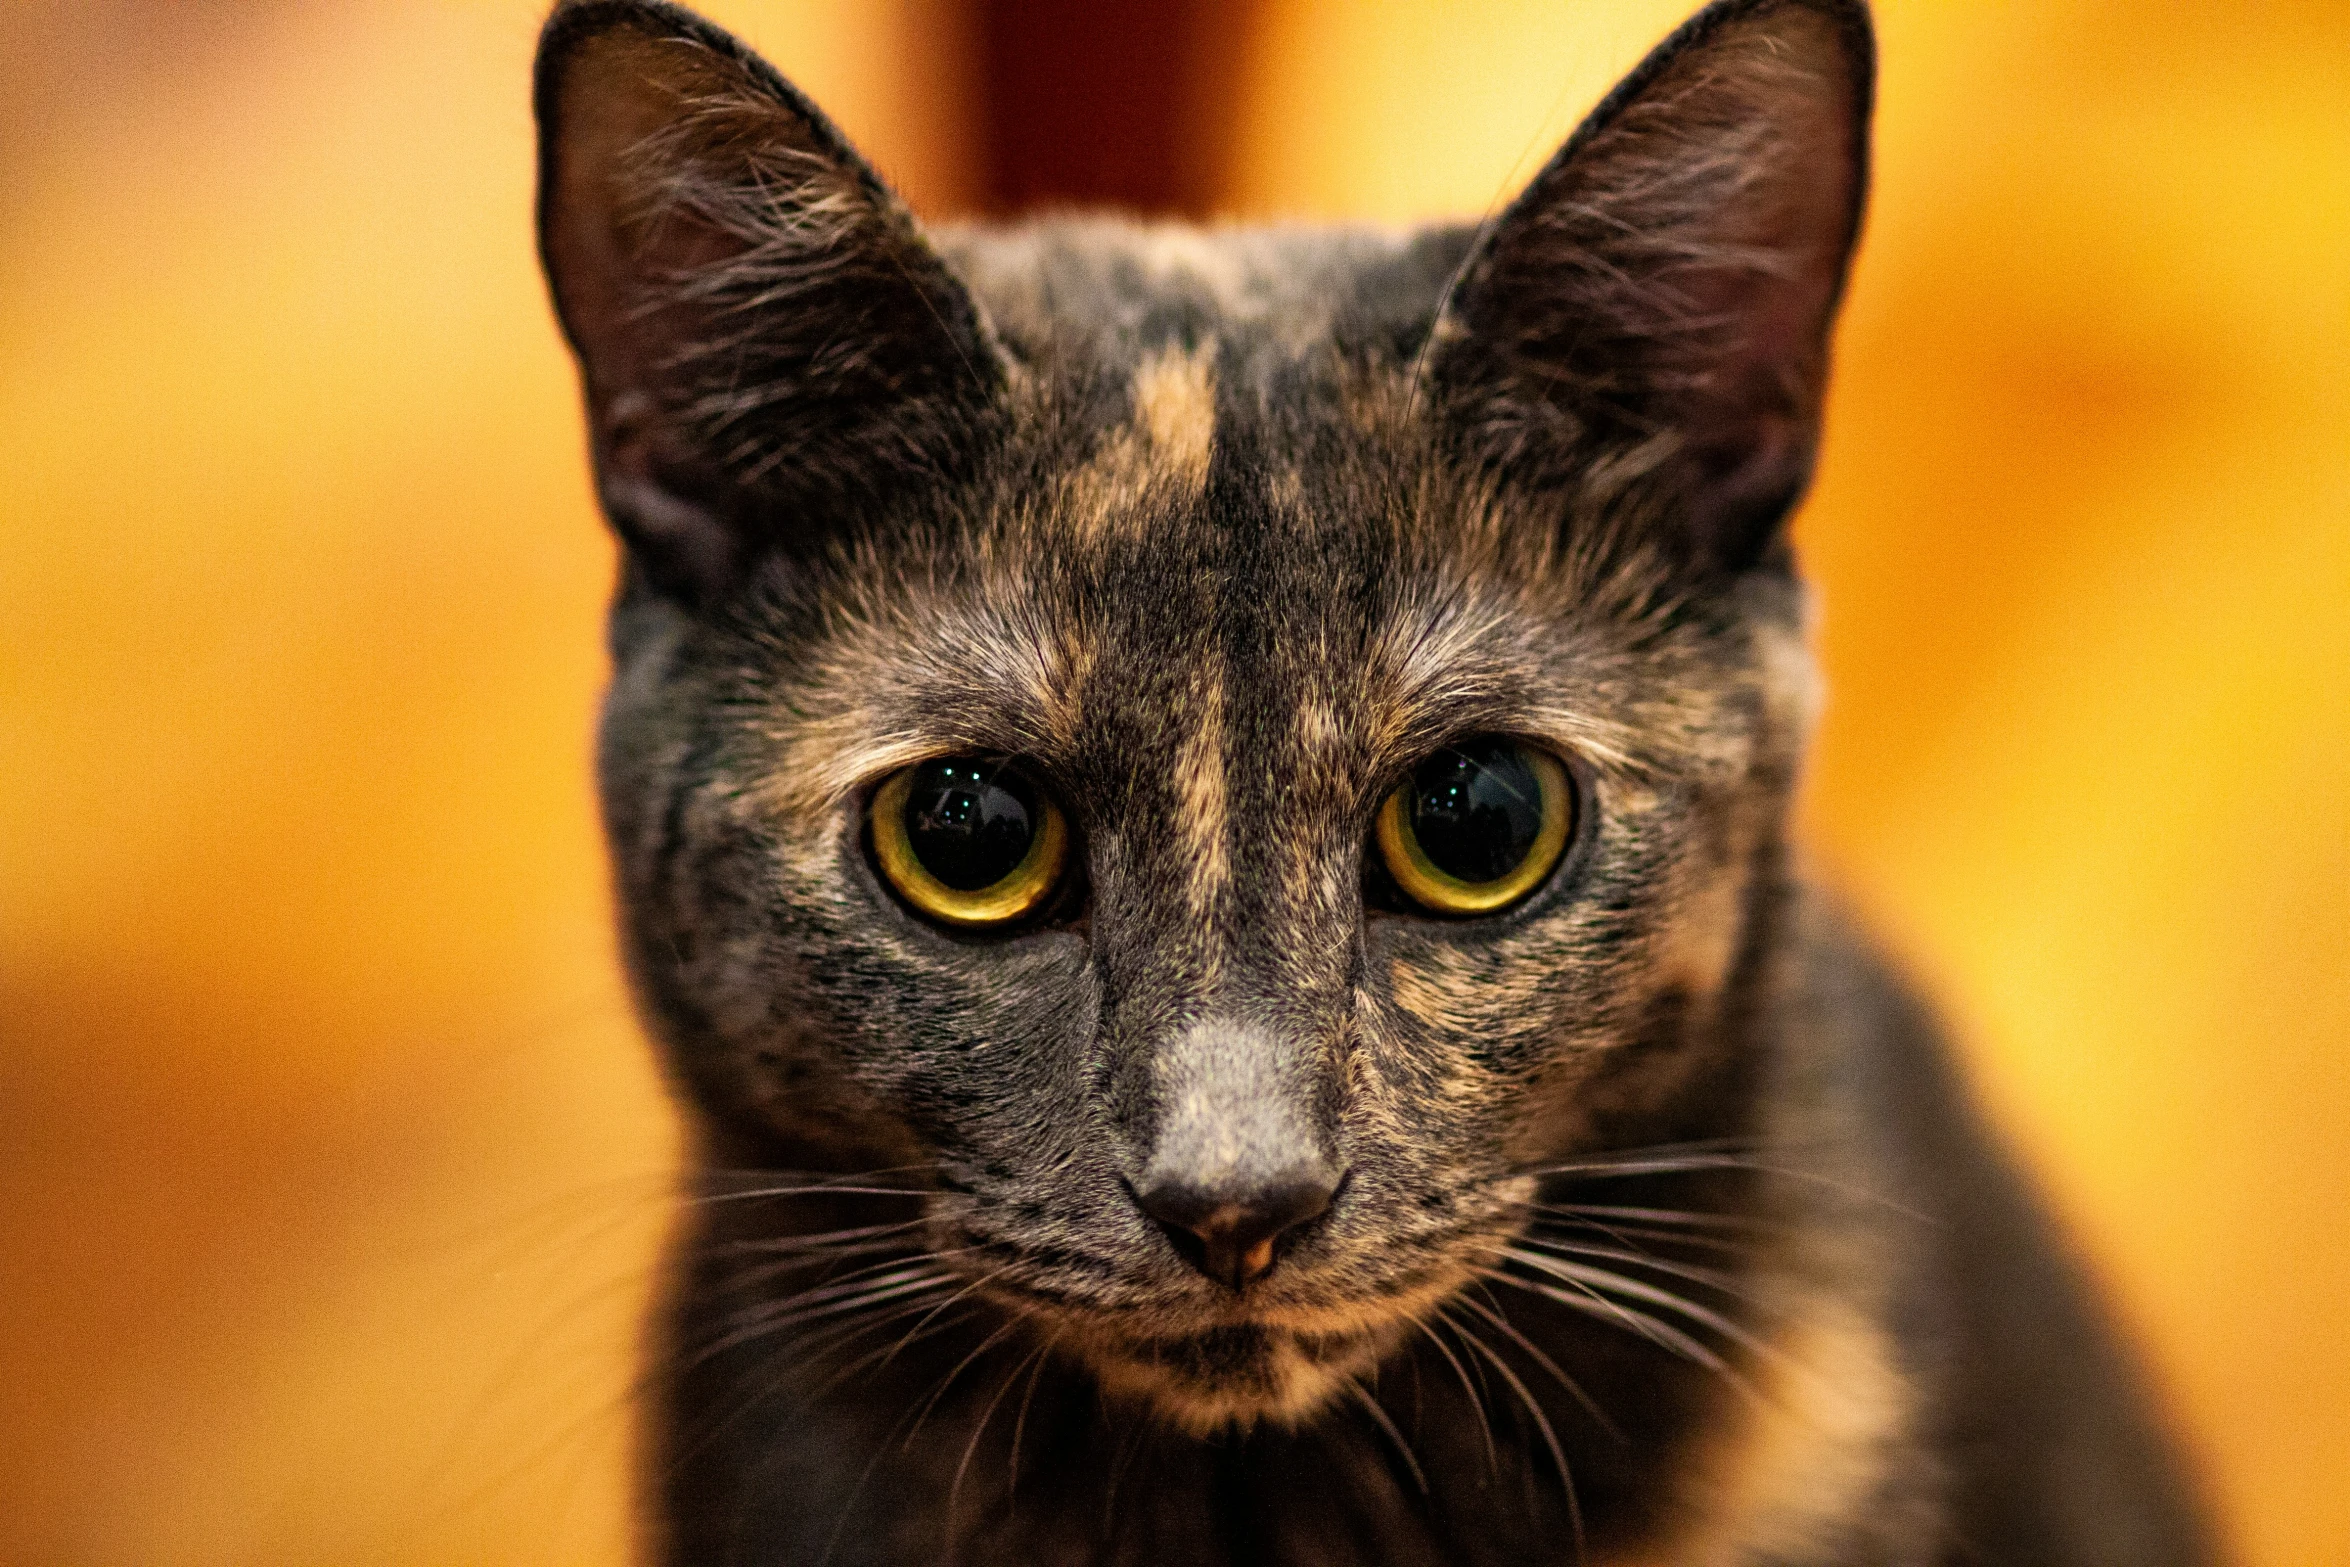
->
1370 730 1584 808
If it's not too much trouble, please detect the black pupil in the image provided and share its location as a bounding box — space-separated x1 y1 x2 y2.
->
902 759 1038 892
1406 741 1548 886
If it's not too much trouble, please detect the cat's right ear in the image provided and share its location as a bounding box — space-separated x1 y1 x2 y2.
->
535 1 1003 606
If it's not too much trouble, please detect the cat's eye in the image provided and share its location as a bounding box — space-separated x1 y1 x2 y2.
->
870 756 1069 928
1374 738 1575 917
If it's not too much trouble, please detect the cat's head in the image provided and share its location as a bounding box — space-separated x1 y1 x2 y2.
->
537 0 1870 1432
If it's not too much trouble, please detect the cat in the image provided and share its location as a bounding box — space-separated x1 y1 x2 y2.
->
533 0 2216 1561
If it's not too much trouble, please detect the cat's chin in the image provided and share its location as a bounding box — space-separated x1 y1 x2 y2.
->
969 1251 1486 1433
1037 1277 1481 1435
1074 1318 1407 1436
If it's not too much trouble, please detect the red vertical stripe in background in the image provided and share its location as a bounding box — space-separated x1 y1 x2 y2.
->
976 0 1254 216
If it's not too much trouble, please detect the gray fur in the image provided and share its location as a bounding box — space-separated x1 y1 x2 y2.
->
1138 1017 1339 1208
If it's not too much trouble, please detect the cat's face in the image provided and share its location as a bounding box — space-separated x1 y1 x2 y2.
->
539 0 1868 1432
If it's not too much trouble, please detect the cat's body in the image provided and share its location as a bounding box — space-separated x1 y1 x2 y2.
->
536 2 2214 1562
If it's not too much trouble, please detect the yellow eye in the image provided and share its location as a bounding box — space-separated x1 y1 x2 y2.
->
870 757 1069 927
1374 739 1574 916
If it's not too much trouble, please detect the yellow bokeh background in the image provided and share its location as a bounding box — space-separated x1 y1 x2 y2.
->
0 2 2340 1562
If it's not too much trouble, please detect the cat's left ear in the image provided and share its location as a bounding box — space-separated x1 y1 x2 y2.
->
1431 0 1873 574
535 0 1003 606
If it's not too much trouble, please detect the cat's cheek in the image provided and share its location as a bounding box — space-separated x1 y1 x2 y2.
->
774 924 1100 1144
728 1041 928 1165
1368 892 1631 1060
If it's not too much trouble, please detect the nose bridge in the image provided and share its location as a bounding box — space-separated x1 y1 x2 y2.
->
1093 640 1367 1286
1137 1014 1335 1191
1088 596 1357 1179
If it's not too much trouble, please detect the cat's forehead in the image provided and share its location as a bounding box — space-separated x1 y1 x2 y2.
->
746 223 1755 819
935 219 1509 587
937 219 1474 380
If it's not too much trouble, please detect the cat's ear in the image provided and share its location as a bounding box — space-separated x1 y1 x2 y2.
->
1431 0 1873 574
535 0 1002 605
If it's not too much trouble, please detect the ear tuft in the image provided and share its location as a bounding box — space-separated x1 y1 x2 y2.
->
535 1 1001 605
1433 0 1873 575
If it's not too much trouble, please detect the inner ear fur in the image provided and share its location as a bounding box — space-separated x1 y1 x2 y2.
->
535 0 1002 605
1433 0 1874 575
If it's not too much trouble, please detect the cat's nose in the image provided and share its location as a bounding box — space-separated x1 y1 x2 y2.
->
1132 1164 1344 1291
1126 1015 1345 1289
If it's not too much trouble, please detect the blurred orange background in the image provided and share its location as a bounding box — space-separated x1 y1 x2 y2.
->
1 2 2342 1562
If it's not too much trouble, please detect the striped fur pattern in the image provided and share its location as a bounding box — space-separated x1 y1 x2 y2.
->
535 1 2215 1562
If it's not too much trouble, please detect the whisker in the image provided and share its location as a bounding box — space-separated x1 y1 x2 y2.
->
692 1268 958 1365
1101 1412 1153 1541
715 1255 954 1330
792 1271 1007 1405
1528 1201 1776 1233
810 1273 1011 1567
1518 1152 1764 1181
681 1163 945 1212
1452 1290 1616 1438
1472 1242 1727 1363
1531 1215 1760 1258
798 1305 985 1405
904 1310 1026 1459
1345 1376 1430 1495
419 1243 662 1508
715 1237 934 1278
813 1389 930 1567
717 1217 932 1254
781 1271 974 1362
953 1335 1052 1519
1512 1137 1758 1178
420 1334 651 1536
711 1243 929 1298
1441 1305 1584 1561
694 1162 938 1188
663 1286 967 1493
1516 1148 1930 1223
1482 1253 1767 1407
1414 1315 1498 1474
1495 1263 1735 1379
1507 1249 1774 1362
1006 1330 1060 1502
1509 1233 1761 1303
871 1267 1007 1378
709 1238 956 1302
683 1183 938 1206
